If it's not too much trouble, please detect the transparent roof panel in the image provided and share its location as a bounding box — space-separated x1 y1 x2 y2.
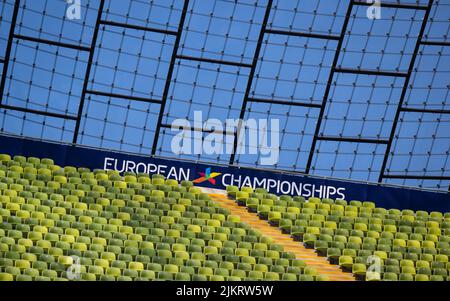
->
0 0 14 59
405 44 450 110
16 0 101 47
251 34 337 104
156 128 233 164
3 39 88 116
386 111 450 176
236 102 319 171
179 0 268 65
394 0 431 4
268 0 350 35
0 109 75 143
338 5 425 73
78 94 159 154
384 178 450 190
311 140 387 182
320 73 405 139
102 0 184 32
88 25 175 99
424 0 450 42
162 60 248 124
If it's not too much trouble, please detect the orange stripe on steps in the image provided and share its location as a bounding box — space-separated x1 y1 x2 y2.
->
208 193 355 281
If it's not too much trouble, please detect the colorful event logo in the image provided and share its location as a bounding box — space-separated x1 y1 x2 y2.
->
193 167 221 185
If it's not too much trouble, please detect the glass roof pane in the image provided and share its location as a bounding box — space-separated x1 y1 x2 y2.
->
78 94 159 154
0 109 75 143
386 111 450 177
0 0 14 59
88 25 175 99
312 140 387 182
102 0 184 32
404 44 450 110
0 0 448 192
338 5 425 72
16 0 101 47
269 0 350 35
3 39 88 116
179 0 268 65
384 178 450 191
156 128 232 164
236 102 319 171
321 73 404 139
162 60 248 124
251 34 337 104
424 0 450 42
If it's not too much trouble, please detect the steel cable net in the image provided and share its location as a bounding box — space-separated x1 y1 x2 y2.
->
0 0 448 191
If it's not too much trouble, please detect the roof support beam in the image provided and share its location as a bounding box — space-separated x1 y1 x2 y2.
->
229 0 274 164
378 0 434 182
72 0 106 143
151 0 190 155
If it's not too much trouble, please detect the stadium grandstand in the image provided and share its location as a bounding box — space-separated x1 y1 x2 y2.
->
0 0 449 284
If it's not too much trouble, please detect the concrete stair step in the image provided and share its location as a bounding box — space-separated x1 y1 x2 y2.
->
207 192 355 281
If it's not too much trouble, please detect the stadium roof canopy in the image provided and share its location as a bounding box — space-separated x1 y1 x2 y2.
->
0 0 449 191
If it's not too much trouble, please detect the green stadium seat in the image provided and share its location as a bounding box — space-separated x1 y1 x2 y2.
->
3 153 449 282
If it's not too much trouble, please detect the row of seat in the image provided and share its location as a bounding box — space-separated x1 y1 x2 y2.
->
227 185 450 281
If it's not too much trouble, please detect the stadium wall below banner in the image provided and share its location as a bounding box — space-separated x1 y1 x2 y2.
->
1 134 449 212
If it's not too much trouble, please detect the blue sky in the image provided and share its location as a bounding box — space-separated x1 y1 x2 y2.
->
0 0 449 190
